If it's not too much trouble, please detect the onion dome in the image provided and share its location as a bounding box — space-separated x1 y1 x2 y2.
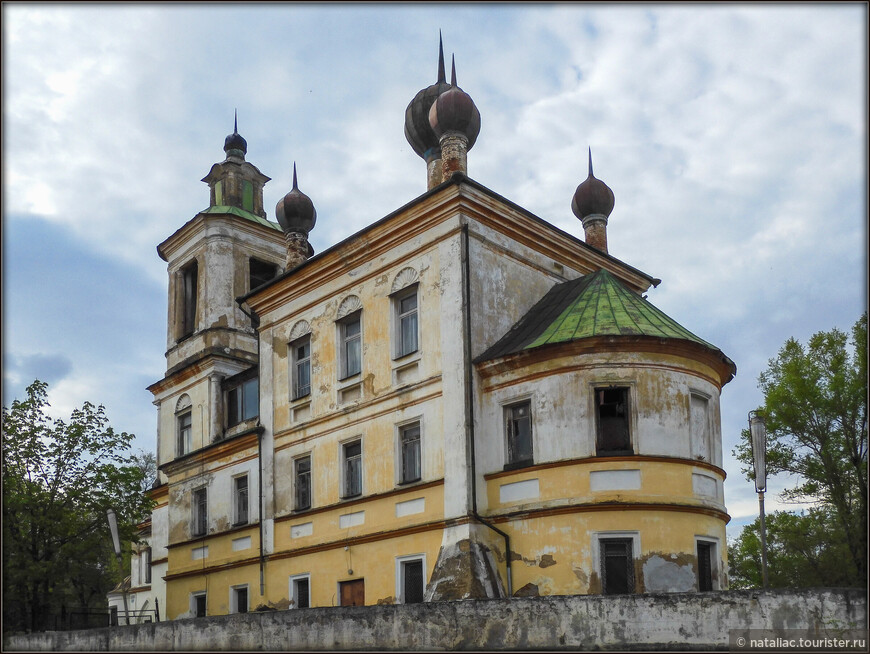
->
275 164 317 235
428 57 481 149
571 148 614 219
224 110 247 159
404 35 452 160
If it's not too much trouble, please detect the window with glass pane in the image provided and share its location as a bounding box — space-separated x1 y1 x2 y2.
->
228 377 259 427
293 338 311 399
343 441 362 497
400 424 421 483
600 538 634 594
177 411 192 456
180 260 198 338
402 559 425 604
192 487 207 536
295 456 311 511
397 290 418 357
341 314 361 378
234 476 249 525
506 401 533 467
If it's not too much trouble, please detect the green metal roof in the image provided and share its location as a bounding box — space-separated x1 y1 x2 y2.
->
476 268 732 369
200 205 282 231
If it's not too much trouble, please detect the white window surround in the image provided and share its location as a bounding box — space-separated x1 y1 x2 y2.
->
695 536 721 590
395 553 427 604
289 573 311 609
589 381 639 455
232 473 249 526
590 530 640 580
290 334 312 401
230 584 249 614
501 394 534 468
337 311 363 380
391 283 420 360
190 591 207 618
340 437 364 499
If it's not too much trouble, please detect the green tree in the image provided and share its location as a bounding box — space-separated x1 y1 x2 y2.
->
2 380 154 632
734 313 867 587
728 508 857 589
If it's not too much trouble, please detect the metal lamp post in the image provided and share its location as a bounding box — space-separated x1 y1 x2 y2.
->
106 508 130 625
748 410 769 589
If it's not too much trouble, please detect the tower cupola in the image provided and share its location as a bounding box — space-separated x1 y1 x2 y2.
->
571 148 614 253
275 163 316 270
404 35 452 190
428 56 480 181
223 111 247 160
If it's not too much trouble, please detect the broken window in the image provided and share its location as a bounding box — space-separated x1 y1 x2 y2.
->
600 538 634 595
343 440 362 498
192 487 207 537
596 387 632 455
505 401 533 469
234 475 249 526
697 541 714 591
400 423 421 484
180 260 198 339
249 258 278 291
294 455 311 511
226 371 258 428
291 336 311 400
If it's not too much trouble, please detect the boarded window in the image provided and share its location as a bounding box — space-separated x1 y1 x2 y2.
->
596 388 631 455
691 394 711 461
600 538 634 595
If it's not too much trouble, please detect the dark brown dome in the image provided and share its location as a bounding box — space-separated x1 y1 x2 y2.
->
224 111 247 157
571 149 614 219
404 39 451 160
428 58 480 149
276 165 316 235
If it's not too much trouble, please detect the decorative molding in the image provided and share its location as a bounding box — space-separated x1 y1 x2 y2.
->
289 319 311 341
175 394 191 413
337 295 362 319
391 267 419 294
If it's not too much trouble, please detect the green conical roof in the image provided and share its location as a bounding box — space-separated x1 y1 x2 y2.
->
476 269 734 376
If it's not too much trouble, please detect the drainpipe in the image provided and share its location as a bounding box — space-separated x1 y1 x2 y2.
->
461 221 513 597
237 299 266 598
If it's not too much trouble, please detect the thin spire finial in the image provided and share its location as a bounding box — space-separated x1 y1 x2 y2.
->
292 162 298 190
437 32 446 83
234 109 238 135
588 147 594 178
451 54 457 86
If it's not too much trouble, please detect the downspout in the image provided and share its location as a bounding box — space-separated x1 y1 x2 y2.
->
237 298 266 598
461 221 513 597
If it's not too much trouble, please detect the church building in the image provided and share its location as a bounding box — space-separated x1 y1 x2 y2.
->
133 40 736 619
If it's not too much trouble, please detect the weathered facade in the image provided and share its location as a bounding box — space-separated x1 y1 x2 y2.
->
132 40 736 620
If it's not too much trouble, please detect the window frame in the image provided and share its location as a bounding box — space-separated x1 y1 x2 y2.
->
176 409 192 457
341 438 363 499
397 421 422 485
392 285 419 360
294 454 312 512
233 474 249 526
695 537 720 591
142 547 152 585
504 399 534 470
291 335 312 401
592 531 639 596
395 554 426 605
230 584 249 614
224 368 259 429
289 573 311 609
191 591 207 618
337 311 363 380
594 385 634 456
192 486 208 537
249 257 279 292
179 259 198 339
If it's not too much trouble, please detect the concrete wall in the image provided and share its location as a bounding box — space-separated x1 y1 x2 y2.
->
7 589 865 652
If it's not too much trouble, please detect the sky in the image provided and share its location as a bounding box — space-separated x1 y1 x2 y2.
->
2 3 867 540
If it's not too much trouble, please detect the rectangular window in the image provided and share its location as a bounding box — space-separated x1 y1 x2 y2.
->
400 423 421 484
192 487 207 537
294 456 311 511
291 575 310 609
180 260 198 338
600 538 634 595
232 586 248 614
177 410 192 457
343 440 362 498
697 541 715 591
227 376 258 427
143 547 152 584
193 592 207 618
249 258 278 291
400 559 425 604
292 337 311 400
339 313 362 379
234 475 249 526
596 387 632 455
690 393 711 461
395 288 419 358
505 401 533 469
